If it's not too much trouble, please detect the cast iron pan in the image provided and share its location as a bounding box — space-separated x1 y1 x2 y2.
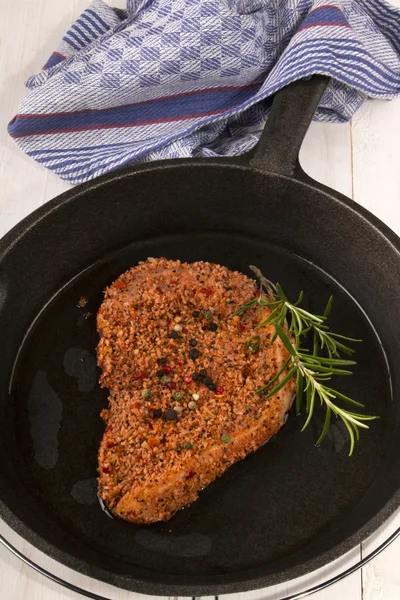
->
0 76 399 596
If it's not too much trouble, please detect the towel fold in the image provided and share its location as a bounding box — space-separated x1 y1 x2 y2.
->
8 0 400 184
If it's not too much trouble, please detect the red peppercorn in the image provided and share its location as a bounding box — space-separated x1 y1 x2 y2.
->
200 287 213 296
162 365 172 374
132 371 146 380
168 381 177 389
216 386 224 395
102 467 111 474
239 324 246 332
184 375 193 384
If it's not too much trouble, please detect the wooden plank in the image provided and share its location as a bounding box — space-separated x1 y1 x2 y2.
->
351 98 400 236
300 120 353 198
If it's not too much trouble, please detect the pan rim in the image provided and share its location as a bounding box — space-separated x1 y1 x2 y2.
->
1 158 400 262
1 493 399 595
1 158 400 594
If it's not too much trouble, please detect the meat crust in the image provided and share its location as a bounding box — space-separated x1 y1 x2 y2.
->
97 258 295 523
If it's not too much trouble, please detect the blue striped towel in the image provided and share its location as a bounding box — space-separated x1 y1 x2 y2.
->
8 0 400 185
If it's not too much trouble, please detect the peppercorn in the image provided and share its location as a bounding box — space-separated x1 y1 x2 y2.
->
169 330 179 339
199 369 207 378
161 375 172 384
162 365 172 374
165 409 178 421
208 383 217 392
184 442 193 450
142 389 152 399
192 310 200 318
174 324 183 333
221 434 231 444
158 357 167 365
156 370 164 378
246 336 261 354
173 391 184 401
192 372 200 381
203 376 213 386
189 339 198 347
248 343 259 354
208 322 218 332
216 386 225 395
189 348 200 360
153 409 162 419
204 310 213 320
188 401 197 409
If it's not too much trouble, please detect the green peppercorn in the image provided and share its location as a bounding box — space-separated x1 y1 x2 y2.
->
246 335 261 354
248 343 259 353
173 391 184 401
184 442 193 450
142 389 152 399
161 375 172 384
221 434 231 444
204 310 213 320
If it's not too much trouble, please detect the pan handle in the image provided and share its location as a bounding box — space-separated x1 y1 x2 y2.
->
246 75 329 176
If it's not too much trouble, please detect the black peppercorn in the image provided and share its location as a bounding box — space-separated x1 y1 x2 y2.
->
156 369 164 377
165 409 178 421
208 322 218 332
192 310 200 318
189 339 198 347
208 383 217 392
199 369 207 378
158 358 167 365
169 330 179 339
203 376 213 386
153 409 162 419
192 372 200 381
189 348 200 360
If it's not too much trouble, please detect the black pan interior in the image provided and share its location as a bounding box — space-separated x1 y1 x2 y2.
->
0 162 399 594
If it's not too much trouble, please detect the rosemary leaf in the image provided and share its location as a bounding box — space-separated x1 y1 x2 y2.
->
315 406 332 446
259 357 291 392
295 370 303 415
256 367 297 398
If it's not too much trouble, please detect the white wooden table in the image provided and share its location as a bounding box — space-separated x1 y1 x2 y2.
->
0 1 400 599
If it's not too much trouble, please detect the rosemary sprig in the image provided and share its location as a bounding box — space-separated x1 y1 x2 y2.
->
233 266 379 456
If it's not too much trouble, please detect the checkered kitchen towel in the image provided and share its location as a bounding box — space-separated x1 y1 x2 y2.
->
8 0 400 184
